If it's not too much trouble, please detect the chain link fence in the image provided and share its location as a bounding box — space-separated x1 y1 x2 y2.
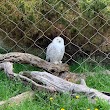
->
0 0 110 72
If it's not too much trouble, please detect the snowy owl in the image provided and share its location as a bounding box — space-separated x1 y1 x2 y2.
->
46 36 65 64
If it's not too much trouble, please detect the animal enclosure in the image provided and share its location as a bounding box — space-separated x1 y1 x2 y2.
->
0 0 110 70
0 0 110 110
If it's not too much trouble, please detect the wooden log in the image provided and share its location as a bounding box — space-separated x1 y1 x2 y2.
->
0 62 110 104
0 62 56 92
0 91 34 106
60 71 86 83
0 52 69 76
22 71 110 104
0 52 84 83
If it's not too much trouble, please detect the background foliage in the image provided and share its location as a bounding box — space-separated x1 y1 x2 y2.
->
0 0 110 64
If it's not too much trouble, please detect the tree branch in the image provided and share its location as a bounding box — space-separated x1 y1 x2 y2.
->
0 62 56 92
0 52 69 76
0 91 34 106
21 71 110 104
0 59 110 104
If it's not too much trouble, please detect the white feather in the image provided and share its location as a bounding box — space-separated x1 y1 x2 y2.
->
46 36 65 64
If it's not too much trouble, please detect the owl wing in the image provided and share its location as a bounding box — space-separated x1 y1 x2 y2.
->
46 43 56 61
61 46 65 55
59 45 65 61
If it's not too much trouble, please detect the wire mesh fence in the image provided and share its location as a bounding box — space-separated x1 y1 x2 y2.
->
0 0 110 110
0 0 110 72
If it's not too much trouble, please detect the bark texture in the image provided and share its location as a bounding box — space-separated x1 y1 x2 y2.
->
0 61 110 104
0 52 69 76
0 91 34 106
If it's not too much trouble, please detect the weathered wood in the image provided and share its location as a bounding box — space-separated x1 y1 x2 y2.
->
60 72 86 83
0 62 110 104
0 52 85 82
22 71 110 104
0 91 35 106
0 62 55 92
0 52 69 76
100 70 110 75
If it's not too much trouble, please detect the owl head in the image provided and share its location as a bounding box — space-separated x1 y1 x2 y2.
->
52 36 64 45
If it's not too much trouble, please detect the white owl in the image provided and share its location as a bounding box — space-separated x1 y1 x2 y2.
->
46 36 65 64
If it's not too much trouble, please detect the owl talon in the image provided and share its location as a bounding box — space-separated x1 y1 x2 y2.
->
53 61 62 64
59 61 62 64
53 61 59 64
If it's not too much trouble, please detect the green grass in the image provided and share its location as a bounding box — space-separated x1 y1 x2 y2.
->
70 61 109 73
0 92 110 110
0 62 110 110
13 63 41 73
70 61 110 92
0 71 31 101
0 63 40 101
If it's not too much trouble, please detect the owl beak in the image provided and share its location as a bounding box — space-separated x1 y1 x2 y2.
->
59 41 61 43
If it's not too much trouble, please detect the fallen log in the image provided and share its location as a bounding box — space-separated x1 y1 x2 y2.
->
0 62 110 104
0 62 56 92
0 52 85 82
21 71 110 103
0 52 69 76
0 91 34 106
